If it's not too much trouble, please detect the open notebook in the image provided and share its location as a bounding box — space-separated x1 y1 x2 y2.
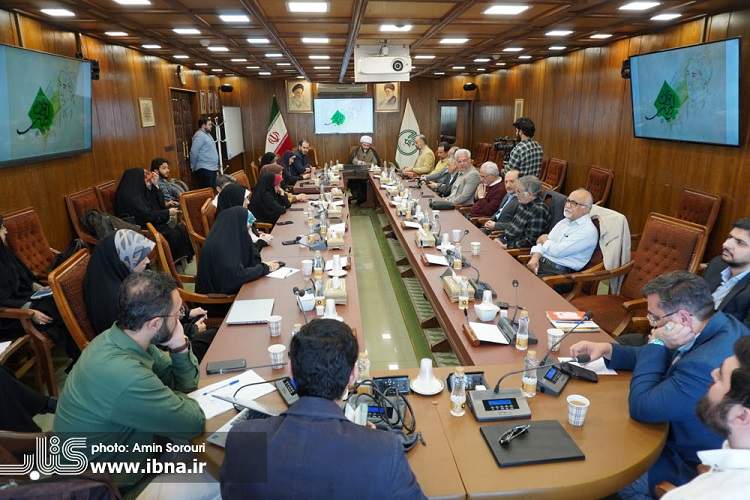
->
225 299 275 325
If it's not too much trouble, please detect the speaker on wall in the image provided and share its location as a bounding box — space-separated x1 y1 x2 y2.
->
463 82 477 91
220 83 234 93
621 59 631 79
90 60 100 80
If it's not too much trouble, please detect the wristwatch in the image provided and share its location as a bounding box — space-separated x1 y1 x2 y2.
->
648 337 666 347
169 340 190 354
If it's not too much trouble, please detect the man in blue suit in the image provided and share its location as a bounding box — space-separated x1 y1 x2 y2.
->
221 318 426 500
571 271 749 499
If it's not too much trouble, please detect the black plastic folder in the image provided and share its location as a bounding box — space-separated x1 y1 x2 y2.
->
480 420 585 467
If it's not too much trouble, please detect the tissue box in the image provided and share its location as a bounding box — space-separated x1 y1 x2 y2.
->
416 228 436 247
327 207 343 220
326 233 345 249
324 278 347 305
442 275 476 303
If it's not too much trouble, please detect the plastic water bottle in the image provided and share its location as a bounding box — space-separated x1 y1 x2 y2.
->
313 251 324 280
522 350 538 398
450 367 467 417
356 352 371 383
515 310 529 351
452 244 463 271
314 278 325 308
458 276 470 310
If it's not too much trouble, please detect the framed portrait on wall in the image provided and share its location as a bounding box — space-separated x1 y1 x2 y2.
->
138 98 155 127
375 82 399 112
286 80 312 113
199 91 207 114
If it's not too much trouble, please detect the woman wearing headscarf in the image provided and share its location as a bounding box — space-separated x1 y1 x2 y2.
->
83 229 215 361
217 184 273 251
114 168 194 263
248 171 291 226
0 216 77 359
196 206 281 297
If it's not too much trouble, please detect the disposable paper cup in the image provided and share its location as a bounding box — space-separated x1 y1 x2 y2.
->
470 241 481 256
268 315 282 337
315 305 325 316
547 328 565 352
451 229 463 243
268 344 286 369
302 259 313 277
567 395 590 427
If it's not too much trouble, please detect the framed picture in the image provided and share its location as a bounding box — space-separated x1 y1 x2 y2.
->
514 99 524 122
286 80 312 113
375 82 400 112
138 97 155 127
199 91 207 114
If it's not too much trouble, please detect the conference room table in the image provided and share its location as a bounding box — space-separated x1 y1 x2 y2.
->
195 175 667 499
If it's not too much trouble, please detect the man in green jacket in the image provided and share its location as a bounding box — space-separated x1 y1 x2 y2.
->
54 271 215 498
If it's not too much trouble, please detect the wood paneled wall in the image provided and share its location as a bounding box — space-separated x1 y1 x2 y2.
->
0 10 245 249
470 10 750 257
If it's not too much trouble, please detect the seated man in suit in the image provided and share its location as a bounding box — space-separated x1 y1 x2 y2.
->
497 175 550 249
470 161 506 217
706 218 750 328
422 142 451 181
282 139 312 185
482 169 520 234
526 188 597 278
570 271 750 498
402 135 435 178
221 318 426 500
428 157 459 197
662 335 750 499
445 148 480 206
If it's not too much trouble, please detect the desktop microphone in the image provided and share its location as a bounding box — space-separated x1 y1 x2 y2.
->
540 311 593 366
510 280 520 324
463 258 497 300
292 287 311 324
492 354 592 393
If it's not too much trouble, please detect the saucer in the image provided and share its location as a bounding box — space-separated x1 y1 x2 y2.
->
327 269 348 278
410 377 444 396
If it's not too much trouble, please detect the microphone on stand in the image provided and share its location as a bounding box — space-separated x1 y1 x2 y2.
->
292 287 311 324
510 279 520 324
492 354 592 393
540 312 594 366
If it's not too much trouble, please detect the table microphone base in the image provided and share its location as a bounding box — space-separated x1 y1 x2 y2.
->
468 388 532 422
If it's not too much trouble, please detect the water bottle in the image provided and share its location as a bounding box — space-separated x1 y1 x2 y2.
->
450 367 467 417
314 278 325 308
458 276 470 311
452 244 463 271
356 352 371 383
515 310 529 351
313 251 324 280
521 350 538 398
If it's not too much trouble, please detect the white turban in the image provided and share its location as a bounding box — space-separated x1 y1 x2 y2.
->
360 135 373 145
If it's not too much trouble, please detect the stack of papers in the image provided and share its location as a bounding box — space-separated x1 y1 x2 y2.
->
0 340 11 358
325 256 349 271
424 254 449 266
546 311 600 332
188 370 276 418
469 322 509 345
403 221 421 229
267 267 299 279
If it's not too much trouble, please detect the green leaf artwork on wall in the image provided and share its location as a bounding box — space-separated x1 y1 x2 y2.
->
17 87 56 135
326 110 346 126
645 80 682 122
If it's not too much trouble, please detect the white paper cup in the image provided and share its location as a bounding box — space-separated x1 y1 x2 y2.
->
470 241 481 256
567 395 591 427
451 229 463 243
315 304 325 316
268 344 286 369
268 315 282 337
302 259 313 276
547 328 565 352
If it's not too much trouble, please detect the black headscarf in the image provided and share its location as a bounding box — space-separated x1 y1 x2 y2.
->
196 206 269 295
0 237 36 310
114 168 170 227
216 183 248 216
248 172 289 225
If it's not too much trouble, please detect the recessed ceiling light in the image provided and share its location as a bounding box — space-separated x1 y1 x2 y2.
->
230 58 247 62
246 65 260 69
259 71 272 75
546 30 573 36
434 71 445 75
495 62 507 66
114 0 151 5
195 63 208 66
40 8 75 17
519 55 532 59
477 68 486 71
142 44 161 49
219 14 250 23
483 4 529 15
452 66 465 70
619 2 660 11
211 69 223 72
296 76 305 79
301 37 329 44
173 55 189 59
590 33 613 39
266 53 283 58
105 31 128 37
503 47 523 52
549 46 567 50
173 28 200 35
415 55 436 60
283 69 296 72
474 58 490 62
314 66 330 70
440 38 469 44
287 2 328 13
247 38 270 44
207 46 229 52
277 62 291 66
380 24 413 32
309 55 329 60
651 13 681 21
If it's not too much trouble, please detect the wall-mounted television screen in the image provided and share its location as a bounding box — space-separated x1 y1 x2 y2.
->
314 98 374 135
0 43 93 166
630 37 740 147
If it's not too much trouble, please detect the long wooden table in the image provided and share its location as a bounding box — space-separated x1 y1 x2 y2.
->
195 178 667 499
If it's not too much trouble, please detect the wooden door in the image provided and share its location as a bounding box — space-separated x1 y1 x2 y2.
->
438 100 472 149
171 90 195 185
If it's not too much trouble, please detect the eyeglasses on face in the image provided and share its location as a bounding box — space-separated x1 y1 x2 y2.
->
565 198 590 208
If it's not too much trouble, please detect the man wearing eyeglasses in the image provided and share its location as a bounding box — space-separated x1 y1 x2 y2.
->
570 271 749 499
55 271 216 498
526 188 597 281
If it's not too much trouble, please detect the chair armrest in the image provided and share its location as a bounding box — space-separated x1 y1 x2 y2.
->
654 481 677 498
543 261 634 290
0 308 53 348
177 274 196 284
489 231 502 240
629 317 652 335
516 255 531 263
0 307 33 320
178 289 236 305
471 217 490 226
697 263 708 276
506 247 530 257
457 206 472 215
256 222 273 233
623 298 647 313
0 336 31 364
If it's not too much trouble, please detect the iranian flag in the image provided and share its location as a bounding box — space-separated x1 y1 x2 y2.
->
265 96 293 155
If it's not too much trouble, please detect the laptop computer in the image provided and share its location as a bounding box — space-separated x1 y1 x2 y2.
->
225 299 274 325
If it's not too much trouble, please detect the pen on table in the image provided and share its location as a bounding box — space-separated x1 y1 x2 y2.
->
202 378 239 396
